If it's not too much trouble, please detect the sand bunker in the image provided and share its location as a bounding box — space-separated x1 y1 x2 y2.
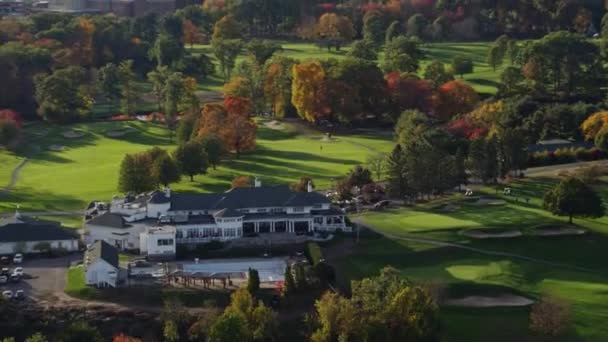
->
62 130 85 138
532 226 587 237
48 145 66 152
473 198 506 206
462 228 522 239
444 294 534 308
263 120 284 130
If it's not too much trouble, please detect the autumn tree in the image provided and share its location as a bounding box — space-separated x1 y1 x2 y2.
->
264 56 296 119
221 96 256 156
386 72 432 116
34 66 92 123
212 14 242 41
580 111 608 141
433 80 479 121
315 13 355 51
231 175 252 188
112 334 141 342
182 19 202 47
530 297 572 338
291 61 328 123
451 55 474 78
543 177 605 224
291 176 314 192
118 60 138 116
173 141 209 181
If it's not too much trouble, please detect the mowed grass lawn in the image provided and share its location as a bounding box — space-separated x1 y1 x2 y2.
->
340 177 608 340
0 120 392 213
0 151 23 186
189 40 501 94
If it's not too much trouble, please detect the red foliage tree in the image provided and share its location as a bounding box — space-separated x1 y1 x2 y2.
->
433 80 479 121
0 109 23 128
386 72 432 114
113 334 142 342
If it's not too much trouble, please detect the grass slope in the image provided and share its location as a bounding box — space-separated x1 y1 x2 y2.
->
0 120 392 213
338 177 608 340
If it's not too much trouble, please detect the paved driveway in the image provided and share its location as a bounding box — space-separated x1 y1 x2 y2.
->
1 253 82 299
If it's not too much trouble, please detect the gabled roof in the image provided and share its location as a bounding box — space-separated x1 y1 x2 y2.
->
213 208 243 218
0 222 78 243
87 212 130 229
86 240 119 268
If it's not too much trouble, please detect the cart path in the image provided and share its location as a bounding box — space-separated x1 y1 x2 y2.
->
353 219 604 275
0 157 29 199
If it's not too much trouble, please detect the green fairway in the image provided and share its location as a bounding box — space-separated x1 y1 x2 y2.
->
0 120 392 213
0 151 22 186
188 40 499 94
339 176 608 340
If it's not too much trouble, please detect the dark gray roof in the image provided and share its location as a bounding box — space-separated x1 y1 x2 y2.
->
87 212 130 229
214 208 243 218
149 191 170 204
169 186 330 212
0 222 78 243
87 240 119 268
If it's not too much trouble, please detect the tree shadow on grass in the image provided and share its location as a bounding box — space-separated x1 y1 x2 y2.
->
0 187 85 213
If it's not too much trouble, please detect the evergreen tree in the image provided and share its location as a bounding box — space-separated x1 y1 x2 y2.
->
294 263 307 291
247 268 260 295
283 265 296 298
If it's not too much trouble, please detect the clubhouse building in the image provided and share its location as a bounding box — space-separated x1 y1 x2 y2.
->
85 180 349 258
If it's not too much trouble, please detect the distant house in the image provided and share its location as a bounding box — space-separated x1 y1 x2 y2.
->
84 240 119 288
0 213 79 255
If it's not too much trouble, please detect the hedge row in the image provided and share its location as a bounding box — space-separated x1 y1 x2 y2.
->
528 147 605 167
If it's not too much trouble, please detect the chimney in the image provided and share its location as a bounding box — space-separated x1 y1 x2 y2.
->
164 187 171 198
254 177 261 188
307 181 314 193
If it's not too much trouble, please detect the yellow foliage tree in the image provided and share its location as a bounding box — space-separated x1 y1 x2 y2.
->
580 111 608 141
291 61 329 123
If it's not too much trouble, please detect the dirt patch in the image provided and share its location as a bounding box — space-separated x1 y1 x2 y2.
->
532 226 587 237
444 294 534 308
462 228 522 239
263 120 285 130
62 130 85 138
48 145 66 152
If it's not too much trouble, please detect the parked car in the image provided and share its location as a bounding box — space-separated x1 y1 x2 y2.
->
0 268 9 276
12 253 23 264
0 276 8 285
14 290 25 300
1 290 12 299
9 274 20 283
11 267 23 277
0 256 9 265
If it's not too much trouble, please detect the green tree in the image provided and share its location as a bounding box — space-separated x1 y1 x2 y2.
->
24 333 47 342
200 134 225 169
454 147 467 189
176 112 197 144
406 14 427 38
347 39 378 61
386 145 409 198
283 265 296 298
98 63 121 114
381 35 423 73
151 33 184 67
595 126 608 152
164 72 185 141
247 268 260 295
498 66 525 96
212 39 243 81
56 321 103 342
147 65 170 113
208 312 249 342
487 45 503 71
506 39 519 65
423 59 454 89
163 320 179 342
34 66 91 123
212 14 242 41
173 141 208 181
451 55 474 78
385 20 401 45
251 302 276 341
118 153 156 193
245 39 281 66
152 154 181 187
0 119 19 146
362 9 386 46
118 60 138 116
543 178 605 224
366 153 387 181
294 263 307 291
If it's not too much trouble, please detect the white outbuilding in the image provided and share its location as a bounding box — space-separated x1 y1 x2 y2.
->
0 213 79 255
84 240 119 288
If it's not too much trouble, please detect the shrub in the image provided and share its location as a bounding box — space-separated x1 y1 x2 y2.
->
530 297 571 337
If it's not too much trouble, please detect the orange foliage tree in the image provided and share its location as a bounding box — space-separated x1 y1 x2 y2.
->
196 98 256 156
77 17 95 67
433 80 479 121
386 72 433 114
291 61 330 123
231 175 252 188
580 111 608 141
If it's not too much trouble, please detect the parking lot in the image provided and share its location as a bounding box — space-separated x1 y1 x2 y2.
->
1 253 82 300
